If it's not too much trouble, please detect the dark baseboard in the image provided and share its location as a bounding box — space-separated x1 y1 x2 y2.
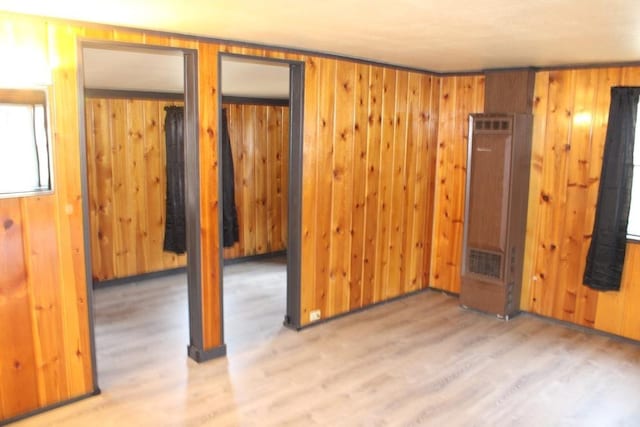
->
187 344 227 363
295 287 432 331
429 285 640 345
93 267 187 289
523 312 640 346
223 250 287 266
1 387 100 426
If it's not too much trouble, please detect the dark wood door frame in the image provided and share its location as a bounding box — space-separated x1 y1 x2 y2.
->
77 41 205 393
217 53 305 339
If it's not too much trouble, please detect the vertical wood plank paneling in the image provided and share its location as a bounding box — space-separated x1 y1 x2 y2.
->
143 99 165 273
592 67 640 338
254 105 268 254
298 59 441 323
348 63 370 309
431 77 454 292
536 70 575 318
196 41 222 350
422 76 441 286
521 71 550 312
387 71 409 298
91 99 116 280
129 100 147 273
403 72 423 293
523 65 640 342
242 105 257 255
579 68 620 324
430 75 485 293
281 107 289 248
49 22 93 397
300 56 320 322
222 103 289 259
21 196 68 406
0 12 469 421
109 99 128 277
374 68 397 303
557 69 598 323
329 60 356 314
85 98 186 281
85 100 101 279
314 58 337 317
361 66 383 307
420 76 440 288
266 105 279 253
0 200 39 419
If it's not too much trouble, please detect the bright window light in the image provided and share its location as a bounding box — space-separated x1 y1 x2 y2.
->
0 100 51 196
628 104 640 239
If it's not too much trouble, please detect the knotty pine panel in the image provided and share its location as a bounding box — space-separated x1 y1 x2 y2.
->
222 103 289 260
84 97 187 282
429 75 485 293
0 11 444 421
300 61 441 323
522 66 640 341
0 15 94 421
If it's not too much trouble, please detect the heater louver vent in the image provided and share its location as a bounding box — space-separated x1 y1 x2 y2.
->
468 249 502 279
474 118 512 132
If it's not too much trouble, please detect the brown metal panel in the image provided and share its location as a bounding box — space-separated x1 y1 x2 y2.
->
484 70 535 114
461 113 533 318
466 131 511 253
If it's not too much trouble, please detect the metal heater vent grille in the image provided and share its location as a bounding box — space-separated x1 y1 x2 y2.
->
468 249 502 279
474 118 512 132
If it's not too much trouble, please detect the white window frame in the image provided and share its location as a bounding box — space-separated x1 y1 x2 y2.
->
0 89 52 199
627 104 640 240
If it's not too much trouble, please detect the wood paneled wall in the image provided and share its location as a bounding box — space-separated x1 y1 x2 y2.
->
521 66 640 341
222 103 289 260
0 16 93 421
85 97 187 282
299 61 441 323
0 12 444 421
10 9 639 424
429 75 485 293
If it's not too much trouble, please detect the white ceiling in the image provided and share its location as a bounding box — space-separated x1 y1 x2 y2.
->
83 48 184 93
221 57 290 98
1 0 640 72
83 48 290 98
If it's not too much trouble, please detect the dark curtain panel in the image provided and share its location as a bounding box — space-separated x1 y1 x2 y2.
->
164 106 186 254
584 87 640 291
222 108 239 247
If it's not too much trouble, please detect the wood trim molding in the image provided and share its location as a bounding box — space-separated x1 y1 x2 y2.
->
221 95 289 106
84 88 184 100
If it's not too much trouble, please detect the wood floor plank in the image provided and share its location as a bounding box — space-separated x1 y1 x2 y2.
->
12 259 640 427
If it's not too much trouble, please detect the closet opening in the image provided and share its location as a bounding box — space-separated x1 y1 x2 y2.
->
218 54 304 352
78 42 203 392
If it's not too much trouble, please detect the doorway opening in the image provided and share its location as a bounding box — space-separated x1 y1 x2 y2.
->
218 54 304 351
78 42 202 391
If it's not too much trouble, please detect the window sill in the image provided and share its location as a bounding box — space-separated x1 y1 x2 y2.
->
627 235 640 244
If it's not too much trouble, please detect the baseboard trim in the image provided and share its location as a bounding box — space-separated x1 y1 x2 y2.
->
223 250 287 266
523 312 640 346
93 267 187 289
295 287 432 330
1 387 100 426
187 344 227 363
429 285 640 345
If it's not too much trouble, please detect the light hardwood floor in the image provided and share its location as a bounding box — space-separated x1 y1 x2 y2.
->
12 258 640 426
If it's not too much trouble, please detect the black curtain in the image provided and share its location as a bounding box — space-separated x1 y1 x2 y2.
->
164 106 186 254
583 87 640 291
222 108 239 247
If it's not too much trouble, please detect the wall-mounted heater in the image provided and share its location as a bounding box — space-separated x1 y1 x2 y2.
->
460 113 533 319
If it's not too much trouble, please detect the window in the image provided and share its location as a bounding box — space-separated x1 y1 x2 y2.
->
629 108 640 239
0 88 52 197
